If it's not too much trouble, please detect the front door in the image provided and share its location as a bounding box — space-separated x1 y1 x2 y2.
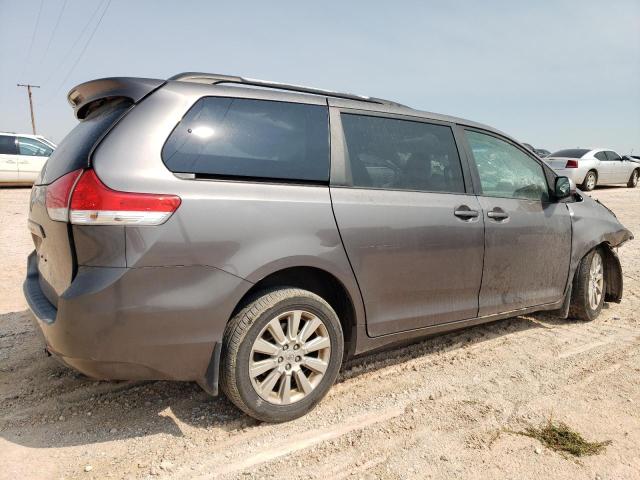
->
0 135 19 182
463 129 572 316
330 111 484 336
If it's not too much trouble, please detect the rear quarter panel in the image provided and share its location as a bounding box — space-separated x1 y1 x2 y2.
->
90 82 365 328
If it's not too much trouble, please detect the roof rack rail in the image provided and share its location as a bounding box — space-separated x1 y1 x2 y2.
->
168 72 407 108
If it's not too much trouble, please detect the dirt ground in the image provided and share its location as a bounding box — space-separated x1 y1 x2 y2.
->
1 186 639 480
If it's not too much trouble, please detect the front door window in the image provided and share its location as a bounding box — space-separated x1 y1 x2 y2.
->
465 130 549 202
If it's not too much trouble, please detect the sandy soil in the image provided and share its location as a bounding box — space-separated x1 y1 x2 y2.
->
1 185 639 480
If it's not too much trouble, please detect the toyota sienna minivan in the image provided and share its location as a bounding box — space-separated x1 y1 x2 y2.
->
24 73 632 422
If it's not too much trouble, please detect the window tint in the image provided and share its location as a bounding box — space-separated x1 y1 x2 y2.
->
465 130 549 202
17 137 53 157
0 135 17 155
162 97 329 182
605 151 621 161
549 149 590 158
340 114 465 193
594 151 608 161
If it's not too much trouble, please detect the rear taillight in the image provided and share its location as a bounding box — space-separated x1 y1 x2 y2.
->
565 159 579 168
46 169 181 225
45 169 83 221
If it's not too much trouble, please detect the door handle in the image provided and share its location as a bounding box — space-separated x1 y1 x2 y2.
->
454 205 479 220
5 159 16 164
487 208 509 220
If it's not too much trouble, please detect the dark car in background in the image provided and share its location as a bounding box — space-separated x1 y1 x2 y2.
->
522 143 550 158
535 148 551 157
23 73 632 422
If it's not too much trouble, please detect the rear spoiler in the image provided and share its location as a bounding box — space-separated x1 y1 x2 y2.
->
67 77 165 120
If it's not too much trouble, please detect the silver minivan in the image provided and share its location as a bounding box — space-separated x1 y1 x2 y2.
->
23 73 632 422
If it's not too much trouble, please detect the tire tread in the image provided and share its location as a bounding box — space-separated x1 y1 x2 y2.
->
569 249 603 321
220 287 341 421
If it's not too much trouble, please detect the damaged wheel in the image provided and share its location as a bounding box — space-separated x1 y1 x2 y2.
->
569 249 605 321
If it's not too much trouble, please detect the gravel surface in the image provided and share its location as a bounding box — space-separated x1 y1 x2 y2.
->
1 186 639 480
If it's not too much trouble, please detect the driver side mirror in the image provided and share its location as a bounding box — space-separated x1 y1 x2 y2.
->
554 176 575 200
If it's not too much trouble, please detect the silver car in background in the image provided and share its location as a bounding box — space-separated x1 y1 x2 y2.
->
544 148 640 191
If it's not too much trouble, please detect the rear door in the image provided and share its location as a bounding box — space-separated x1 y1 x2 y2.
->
16 136 53 182
604 151 628 183
0 135 19 182
462 129 571 315
330 109 484 336
595 150 615 183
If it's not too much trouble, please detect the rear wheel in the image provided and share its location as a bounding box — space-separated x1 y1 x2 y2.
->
569 249 605 321
582 171 597 191
627 169 639 188
220 288 344 422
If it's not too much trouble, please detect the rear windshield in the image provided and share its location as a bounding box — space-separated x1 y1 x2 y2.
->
39 99 131 184
549 149 590 158
162 97 329 183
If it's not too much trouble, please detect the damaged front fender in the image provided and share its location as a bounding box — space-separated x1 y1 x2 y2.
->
568 193 632 303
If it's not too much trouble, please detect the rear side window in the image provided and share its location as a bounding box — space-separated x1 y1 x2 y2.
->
0 135 17 155
595 151 608 161
340 113 465 193
40 99 131 184
162 97 329 182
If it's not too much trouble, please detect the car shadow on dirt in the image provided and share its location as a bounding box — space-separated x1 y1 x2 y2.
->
0 308 579 449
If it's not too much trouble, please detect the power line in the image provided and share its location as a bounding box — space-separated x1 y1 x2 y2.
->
19 0 45 82
54 0 112 91
39 0 69 70
41 0 107 87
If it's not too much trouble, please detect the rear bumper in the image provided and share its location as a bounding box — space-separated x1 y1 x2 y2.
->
23 250 251 390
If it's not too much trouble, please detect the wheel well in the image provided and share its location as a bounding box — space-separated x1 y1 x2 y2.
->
232 267 358 355
598 243 623 303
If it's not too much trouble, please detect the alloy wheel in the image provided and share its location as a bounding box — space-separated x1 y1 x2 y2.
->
249 310 331 405
586 173 596 190
588 252 604 310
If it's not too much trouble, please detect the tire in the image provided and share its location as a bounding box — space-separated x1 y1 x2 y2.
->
569 249 605 321
627 169 639 188
581 170 597 191
220 287 344 422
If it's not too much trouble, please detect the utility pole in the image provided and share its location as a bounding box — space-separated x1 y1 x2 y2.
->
17 83 41 134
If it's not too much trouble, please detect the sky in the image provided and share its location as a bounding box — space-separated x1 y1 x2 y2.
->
0 0 639 153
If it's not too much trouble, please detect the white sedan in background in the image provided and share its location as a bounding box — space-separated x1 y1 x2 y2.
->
544 148 640 191
0 132 55 185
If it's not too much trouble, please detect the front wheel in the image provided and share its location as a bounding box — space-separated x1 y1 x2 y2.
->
569 249 605 321
627 169 639 188
220 288 344 422
582 171 597 191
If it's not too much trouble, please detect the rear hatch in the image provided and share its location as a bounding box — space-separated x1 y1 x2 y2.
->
28 100 132 306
